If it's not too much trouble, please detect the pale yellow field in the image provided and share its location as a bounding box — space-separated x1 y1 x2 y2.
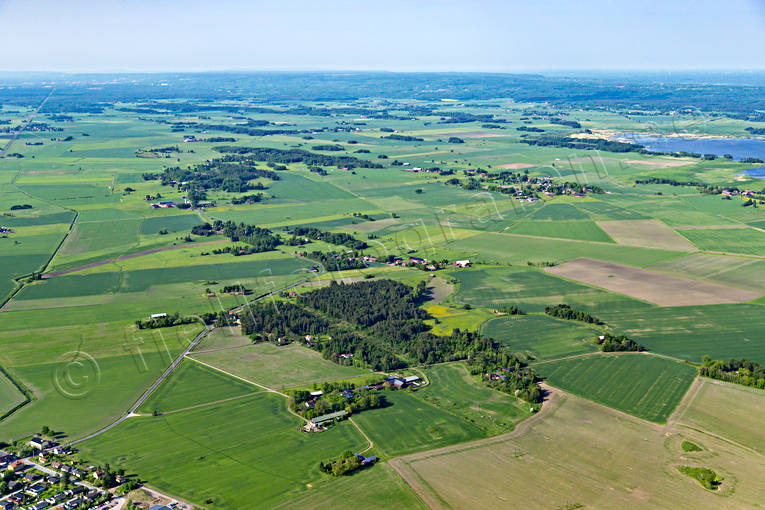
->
597 219 697 251
679 378 765 454
392 389 765 509
546 257 762 306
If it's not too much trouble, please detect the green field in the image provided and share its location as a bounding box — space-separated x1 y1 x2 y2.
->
139 213 204 234
482 314 601 360
536 354 697 423
451 266 607 312
276 462 427 510
137 358 261 414
0 371 26 417
352 390 486 457
505 219 614 242
600 303 765 364
77 393 368 509
678 227 765 256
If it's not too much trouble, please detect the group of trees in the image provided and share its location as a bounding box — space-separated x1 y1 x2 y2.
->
595 333 644 352
700 356 765 389
135 312 197 330
635 177 765 200
286 226 368 250
231 192 266 204
545 304 603 325
383 134 424 142
319 450 372 477
466 349 542 403
520 134 643 153
157 158 281 195
290 384 384 420
298 280 427 329
212 145 383 169
240 301 330 342
221 221 281 251
300 251 366 271
229 278 548 400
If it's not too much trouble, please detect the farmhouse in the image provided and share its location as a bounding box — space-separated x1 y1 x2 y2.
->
454 259 471 268
354 454 378 466
150 313 167 319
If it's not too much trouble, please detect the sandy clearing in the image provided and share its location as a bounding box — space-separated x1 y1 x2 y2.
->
497 163 537 169
596 219 697 252
545 258 762 306
425 276 454 304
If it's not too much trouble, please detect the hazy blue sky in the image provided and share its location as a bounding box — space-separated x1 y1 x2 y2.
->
0 0 763 72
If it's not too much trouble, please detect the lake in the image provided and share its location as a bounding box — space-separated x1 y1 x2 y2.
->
615 134 765 178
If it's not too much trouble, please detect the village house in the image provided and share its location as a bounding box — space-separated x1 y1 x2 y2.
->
454 259 471 268
28 437 45 450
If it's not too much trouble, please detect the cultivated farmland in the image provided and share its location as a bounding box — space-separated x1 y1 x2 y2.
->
535 353 697 423
545 257 762 306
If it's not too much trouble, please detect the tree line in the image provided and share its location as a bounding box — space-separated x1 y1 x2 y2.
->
700 356 765 389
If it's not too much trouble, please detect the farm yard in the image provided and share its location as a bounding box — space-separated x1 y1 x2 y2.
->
0 74 764 510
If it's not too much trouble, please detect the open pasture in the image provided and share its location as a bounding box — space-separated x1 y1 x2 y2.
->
139 213 204 234
394 390 765 509
418 363 530 435
17 255 311 300
189 338 368 389
535 353 696 423
482 314 600 360
0 321 203 440
545 258 762 306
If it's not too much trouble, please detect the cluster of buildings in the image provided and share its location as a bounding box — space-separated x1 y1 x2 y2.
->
0 447 110 510
384 375 420 389
0 227 13 234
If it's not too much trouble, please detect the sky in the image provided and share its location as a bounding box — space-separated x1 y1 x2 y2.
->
0 0 764 73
